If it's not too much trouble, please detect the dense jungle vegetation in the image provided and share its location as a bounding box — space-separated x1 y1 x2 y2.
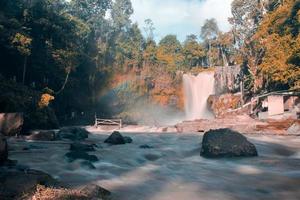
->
0 0 299 127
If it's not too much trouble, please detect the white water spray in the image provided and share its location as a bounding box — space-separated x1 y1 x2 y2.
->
183 71 215 120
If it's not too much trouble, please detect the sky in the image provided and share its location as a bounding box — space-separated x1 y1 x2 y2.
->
130 0 234 42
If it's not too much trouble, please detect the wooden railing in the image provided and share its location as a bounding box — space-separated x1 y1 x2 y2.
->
94 118 122 129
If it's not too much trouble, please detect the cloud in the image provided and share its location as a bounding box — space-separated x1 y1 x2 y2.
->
130 0 233 42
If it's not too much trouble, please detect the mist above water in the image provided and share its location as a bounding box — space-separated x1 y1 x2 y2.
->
183 72 215 120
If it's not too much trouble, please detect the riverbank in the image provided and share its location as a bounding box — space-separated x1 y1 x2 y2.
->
86 115 300 136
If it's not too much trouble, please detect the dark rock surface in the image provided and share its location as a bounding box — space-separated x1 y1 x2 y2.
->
104 131 132 145
80 184 111 199
139 144 154 149
200 128 258 158
58 127 89 141
0 113 23 136
0 168 56 200
65 151 98 163
80 161 96 169
26 130 56 141
0 135 8 165
124 136 133 144
70 143 95 152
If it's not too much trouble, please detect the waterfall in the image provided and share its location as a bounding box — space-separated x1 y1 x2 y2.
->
183 71 215 120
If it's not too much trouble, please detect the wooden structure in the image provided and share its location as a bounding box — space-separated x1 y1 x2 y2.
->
94 115 122 129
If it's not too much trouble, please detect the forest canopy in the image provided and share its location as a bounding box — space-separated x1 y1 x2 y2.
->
0 0 299 125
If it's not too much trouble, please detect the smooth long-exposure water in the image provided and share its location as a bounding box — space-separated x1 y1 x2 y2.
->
8 132 300 200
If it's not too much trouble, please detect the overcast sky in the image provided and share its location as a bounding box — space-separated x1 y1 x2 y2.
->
130 0 233 42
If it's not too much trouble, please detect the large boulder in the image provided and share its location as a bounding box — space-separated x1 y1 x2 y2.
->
0 113 23 136
58 127 89 141
200 129 258 158
0 135 8 165
0 168 56 200
104 131 132 145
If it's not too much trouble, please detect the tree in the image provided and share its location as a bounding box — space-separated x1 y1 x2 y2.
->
143 18 155 42
111 0 133 31
183 34 205 68
200 19 219 66
11 33 32 84
157 35 184 73
252 0 300 90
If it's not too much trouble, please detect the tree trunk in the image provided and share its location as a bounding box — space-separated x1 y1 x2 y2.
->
208 40 212 67
56 70 71 95
22 56 28 85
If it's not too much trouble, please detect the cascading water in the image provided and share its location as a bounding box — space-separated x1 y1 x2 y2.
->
183 71 215 120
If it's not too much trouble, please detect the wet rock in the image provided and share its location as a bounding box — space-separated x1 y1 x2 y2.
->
26 130 56 141
31 184 111 200
139 144 154 149
70 143 95 152
80 161 96 170
2 159 18 167
80 184 111 199
58 127 89 141
65 151 98 163
0 113 23 136
0 168 56 200
124 136 133 144
200 128 258 158
0 135 8 165
104 131 132 145
144 153 161 161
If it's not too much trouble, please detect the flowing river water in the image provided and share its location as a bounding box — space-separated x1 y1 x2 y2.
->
8 131 300 200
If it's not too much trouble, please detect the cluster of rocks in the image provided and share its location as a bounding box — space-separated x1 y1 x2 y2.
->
0 126 115 199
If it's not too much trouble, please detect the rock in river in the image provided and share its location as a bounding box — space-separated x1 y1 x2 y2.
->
200 128 258 158
104 131 132 145
0 168 56 200
70 143 95 152
26 130 56 141
65 151 98 163
58 127 89 141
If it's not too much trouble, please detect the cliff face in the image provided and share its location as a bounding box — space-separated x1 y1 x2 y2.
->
98 65 184 124
214 65 241 94
100 65 243 122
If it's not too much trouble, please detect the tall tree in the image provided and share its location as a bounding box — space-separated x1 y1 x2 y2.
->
200 18 219 66
183 34 205 68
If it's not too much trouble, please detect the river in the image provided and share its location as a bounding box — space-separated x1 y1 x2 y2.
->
8 131 300 200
